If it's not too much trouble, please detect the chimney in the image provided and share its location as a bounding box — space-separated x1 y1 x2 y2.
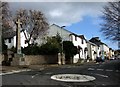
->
94 37 99 40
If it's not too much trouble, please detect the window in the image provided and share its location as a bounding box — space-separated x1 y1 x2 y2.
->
70 36 73 41
81 39 84 44
82 49 83 55
75 36 77 41
25 40 28 44
8 38 11 43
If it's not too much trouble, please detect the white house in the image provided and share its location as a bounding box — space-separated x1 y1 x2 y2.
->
89 37 110 60
4 24 113 64
4 24 72 48
87 41 98 61
4 30 31 49
35 24 72 45
14 24 89 63
70 34 88 63
101 43 110 59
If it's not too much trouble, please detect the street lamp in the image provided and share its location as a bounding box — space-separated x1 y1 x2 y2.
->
61 26 66 53
60 26 66 65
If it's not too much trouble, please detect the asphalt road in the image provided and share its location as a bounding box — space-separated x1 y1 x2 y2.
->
2 59 120 87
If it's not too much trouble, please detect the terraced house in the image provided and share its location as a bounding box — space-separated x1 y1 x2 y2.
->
69 34 88 63
4 24 114 64
87 41 98 61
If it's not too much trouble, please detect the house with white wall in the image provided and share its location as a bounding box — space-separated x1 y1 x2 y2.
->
4 24 114 64
87 41 98 61
35 24 72 45
4 24 72 48
70 34 88 63
108 48 114 59
89 37 110 60
102 43 110 59
4 30 31 49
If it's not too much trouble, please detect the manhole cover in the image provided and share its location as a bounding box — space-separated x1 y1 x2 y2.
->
51 74 96 82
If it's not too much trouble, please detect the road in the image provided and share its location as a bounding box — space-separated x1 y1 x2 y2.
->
2 60 120 87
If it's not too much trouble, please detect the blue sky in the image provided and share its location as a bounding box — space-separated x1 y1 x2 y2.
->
9 2 118 50
66 16 101 39
65 16 118 50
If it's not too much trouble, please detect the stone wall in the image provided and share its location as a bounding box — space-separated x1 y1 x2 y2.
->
0 54 4 65
24 55 58 65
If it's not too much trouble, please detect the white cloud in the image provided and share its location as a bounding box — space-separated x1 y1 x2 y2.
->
49 10 63 17
9 2 107 26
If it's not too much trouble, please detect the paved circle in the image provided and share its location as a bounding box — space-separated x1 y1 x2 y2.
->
51 74 96 82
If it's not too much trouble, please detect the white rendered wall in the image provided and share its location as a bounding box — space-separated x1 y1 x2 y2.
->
71 35 87 63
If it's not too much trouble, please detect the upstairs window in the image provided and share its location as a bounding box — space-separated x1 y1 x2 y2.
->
8 38 11 43
70 35 73 41
75 36 77 41
82 39 84 44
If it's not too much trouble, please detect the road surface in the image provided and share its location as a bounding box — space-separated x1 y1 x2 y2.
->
2 60 120 87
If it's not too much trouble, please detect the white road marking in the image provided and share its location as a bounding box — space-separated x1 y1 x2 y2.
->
39 68 44 71
116 70 119 72
67 66 72 68
0 69 31 76
45 72 53 75
95 73 108 78
88 68 117 73
88 68 95 71
106 69 113 72
97 69 104 71
31 73 39 78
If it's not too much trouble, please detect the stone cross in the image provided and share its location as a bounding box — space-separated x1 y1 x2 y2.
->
16 19 22 54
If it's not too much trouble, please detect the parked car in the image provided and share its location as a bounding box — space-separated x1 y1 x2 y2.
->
96 57 104 62
117 55 120 59
110 56 115 60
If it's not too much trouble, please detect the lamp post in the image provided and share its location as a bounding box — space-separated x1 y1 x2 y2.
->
61 26 66 52
61 26 66 65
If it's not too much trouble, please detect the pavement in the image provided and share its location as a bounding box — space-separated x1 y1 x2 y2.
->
0 61 96 75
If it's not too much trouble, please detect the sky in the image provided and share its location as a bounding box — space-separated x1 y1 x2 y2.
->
8 1 118 50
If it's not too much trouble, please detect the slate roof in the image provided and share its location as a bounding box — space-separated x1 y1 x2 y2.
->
89 37 104 46
51 24 73 34
3 30 16 39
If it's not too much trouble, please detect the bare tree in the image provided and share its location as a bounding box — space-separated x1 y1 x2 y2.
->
15 9 49 45
101 1 120 49
1 2 13 36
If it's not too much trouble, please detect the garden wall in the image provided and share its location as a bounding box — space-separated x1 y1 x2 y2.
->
24 55 58 65
0 54 4 65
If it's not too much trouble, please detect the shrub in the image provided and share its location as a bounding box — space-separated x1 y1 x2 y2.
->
39 43 59 55
2 38 7 53
22 43 59 55
22 34 62 55
63 41 77 61
22 44 40 55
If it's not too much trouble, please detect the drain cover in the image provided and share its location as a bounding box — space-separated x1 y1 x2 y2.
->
51 74 95 82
